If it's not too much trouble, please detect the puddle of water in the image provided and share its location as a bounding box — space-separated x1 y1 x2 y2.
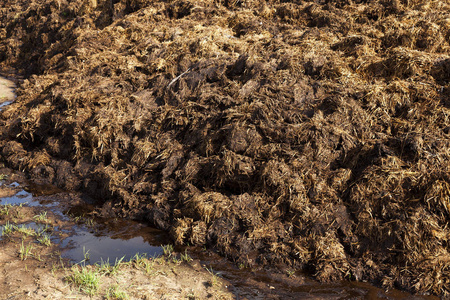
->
0 76 15 110
0 185 166 264
0 100 12 109
7 182 20 188
61 224 165 265
0 183 61 208
0 189 35 206
57 200 170 265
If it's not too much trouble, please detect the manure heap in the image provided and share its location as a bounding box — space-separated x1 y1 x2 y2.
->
1 0 450 296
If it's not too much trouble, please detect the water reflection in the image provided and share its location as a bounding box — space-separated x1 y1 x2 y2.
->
61 225 164 265
0 189 34 206
59 203 170 265
0 100 12 109
0 76 15 110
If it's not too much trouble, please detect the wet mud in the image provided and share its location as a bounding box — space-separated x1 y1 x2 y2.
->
0 177 235 299
1 0 450 297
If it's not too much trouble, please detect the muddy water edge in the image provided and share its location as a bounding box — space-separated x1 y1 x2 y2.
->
0 75 437 298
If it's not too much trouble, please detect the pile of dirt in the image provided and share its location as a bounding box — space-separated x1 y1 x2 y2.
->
1 0 450 296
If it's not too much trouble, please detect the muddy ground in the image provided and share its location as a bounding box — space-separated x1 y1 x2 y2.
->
1 0 450 297
0 173 234 300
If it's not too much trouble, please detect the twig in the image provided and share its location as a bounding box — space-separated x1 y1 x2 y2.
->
167 68 191 88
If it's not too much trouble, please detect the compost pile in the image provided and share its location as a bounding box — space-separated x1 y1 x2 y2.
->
1 0 450 296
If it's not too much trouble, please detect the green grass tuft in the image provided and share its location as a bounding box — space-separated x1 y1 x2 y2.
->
67 266 101 296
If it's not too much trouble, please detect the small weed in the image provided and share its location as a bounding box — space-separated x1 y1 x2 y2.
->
205 266 221 287
0 203 11 216
0 174 7 180
172 256 182 264
15 224 35 236
71 215 82 222
2 221 14 235
286 269 295 278
133 253 147 264
37 233 52 246
19 241 33 260
51 259 66 276
82 247 91 263
162 244 174 257
134 253 156 275
33 211 49 223
51 263 59 276
211 274 219 286
67 266 100 296
180 249 193 263
85 218 95 227
186 290 196 300
97 256 125 275
35 224 51 235
106 284 129 300
153 256 166 265
13 208 24 219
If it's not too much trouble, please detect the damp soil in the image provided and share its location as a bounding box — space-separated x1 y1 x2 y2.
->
1 0 450 298
0 175 235 299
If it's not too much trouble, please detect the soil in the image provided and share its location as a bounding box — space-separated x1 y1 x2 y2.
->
1 0 450 297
